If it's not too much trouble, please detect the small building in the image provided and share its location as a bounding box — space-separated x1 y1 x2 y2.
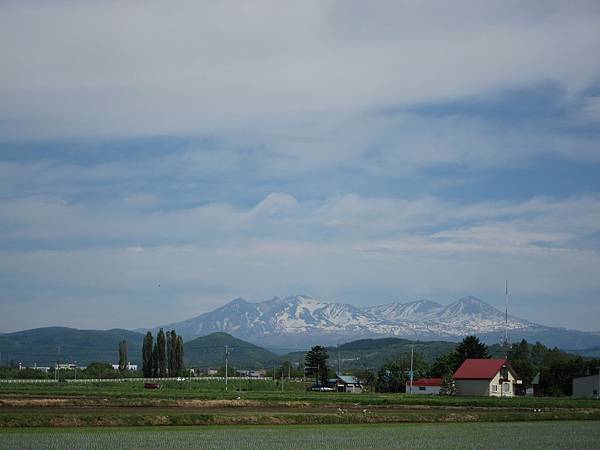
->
111 362 138 371
56 363 78 370
330 375 363 393
237 369 267 378
406 378 442 395
454 358 520 397
573 374 600 399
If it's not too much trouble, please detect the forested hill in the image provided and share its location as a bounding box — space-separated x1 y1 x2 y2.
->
0 327 145 366
183 332 281 370
282 337 459 370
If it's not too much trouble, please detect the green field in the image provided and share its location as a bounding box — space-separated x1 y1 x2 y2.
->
1 380 599 409
1 422 599 449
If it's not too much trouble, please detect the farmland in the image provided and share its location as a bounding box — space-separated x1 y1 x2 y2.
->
1 379 600 430
1 379 600 409
1 422 599 449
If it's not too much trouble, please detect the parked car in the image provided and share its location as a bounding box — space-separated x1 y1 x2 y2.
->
308 384 334 392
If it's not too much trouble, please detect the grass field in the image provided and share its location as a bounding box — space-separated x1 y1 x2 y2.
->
1 380 599 410
1 421 599 449
2 380 599 430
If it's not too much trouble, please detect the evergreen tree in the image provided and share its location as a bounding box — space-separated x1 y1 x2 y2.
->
304 345 329 385
454 335 489 367
142 332 153 378
118 340 128 372
157 328 167 377
507 339 535 385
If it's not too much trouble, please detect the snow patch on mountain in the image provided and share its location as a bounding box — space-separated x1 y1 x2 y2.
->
153 294 533 343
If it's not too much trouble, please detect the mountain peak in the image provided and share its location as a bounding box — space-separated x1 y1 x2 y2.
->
154 293 532 344
456 296 486 304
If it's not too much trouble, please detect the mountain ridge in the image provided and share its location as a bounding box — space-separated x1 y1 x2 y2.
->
146 294 599 349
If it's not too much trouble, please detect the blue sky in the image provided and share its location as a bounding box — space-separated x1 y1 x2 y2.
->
1 1 600 332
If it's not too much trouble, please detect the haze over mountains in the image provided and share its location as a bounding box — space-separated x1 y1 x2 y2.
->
150 295 600 350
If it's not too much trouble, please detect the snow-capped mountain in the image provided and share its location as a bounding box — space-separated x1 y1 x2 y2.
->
150 294 533 347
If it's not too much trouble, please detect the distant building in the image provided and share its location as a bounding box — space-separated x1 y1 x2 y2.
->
454 358 521 397
206 369 219 376
237 369 267 377
406 378 442 395
112 362 138 371
56 363 78 370
573 374 600 399
329 375 363 393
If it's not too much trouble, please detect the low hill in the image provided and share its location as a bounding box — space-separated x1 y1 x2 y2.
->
183 332 281 370
0 327 145 366
569 345 600 358
282 337 458 370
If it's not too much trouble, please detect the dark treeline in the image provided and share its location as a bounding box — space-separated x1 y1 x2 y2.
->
349 335 600 396
142 329 184 378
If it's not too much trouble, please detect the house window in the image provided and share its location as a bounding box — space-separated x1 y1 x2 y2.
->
492 385 498 392
419 386 426 391
503 383 510 393
500 366 509 380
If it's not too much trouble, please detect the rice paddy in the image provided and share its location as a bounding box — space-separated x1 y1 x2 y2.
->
1 421 599 450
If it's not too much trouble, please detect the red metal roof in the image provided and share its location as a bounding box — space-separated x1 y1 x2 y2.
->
408 378 442 387
454 358 516 380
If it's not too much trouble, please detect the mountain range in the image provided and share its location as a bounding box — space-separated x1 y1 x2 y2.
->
151 294 600 350
3 295 600 367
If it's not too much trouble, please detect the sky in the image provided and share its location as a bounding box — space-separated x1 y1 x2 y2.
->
1 1 600 332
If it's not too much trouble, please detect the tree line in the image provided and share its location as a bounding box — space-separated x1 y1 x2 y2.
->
352 335 600 396
142 329 185 378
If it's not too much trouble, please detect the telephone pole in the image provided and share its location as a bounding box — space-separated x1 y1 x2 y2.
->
337 344 341 375
409 345 414 394
224 345 230 392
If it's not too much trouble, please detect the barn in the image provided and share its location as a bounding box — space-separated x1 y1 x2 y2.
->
454 358 520 397
406 378 442 395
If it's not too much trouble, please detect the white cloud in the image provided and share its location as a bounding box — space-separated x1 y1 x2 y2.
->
1 191 600 331
1 1 600 138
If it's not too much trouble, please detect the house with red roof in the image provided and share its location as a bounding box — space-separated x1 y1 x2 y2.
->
453 358 520 397
406 377 442 395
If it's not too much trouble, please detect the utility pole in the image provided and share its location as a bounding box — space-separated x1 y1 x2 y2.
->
224 345 230 392
596 366 600 400
337 344 341 375
409 345 414 394
503 280 510 351
281 367 284 392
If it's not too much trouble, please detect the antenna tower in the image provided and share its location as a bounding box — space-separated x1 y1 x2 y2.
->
503 280 510 348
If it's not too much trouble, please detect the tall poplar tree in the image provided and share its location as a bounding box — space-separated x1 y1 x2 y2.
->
175 335 185 376
142 332 153 378
166 331 173 376
118 340 128 371
152 342 159 378
157 328 167 377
